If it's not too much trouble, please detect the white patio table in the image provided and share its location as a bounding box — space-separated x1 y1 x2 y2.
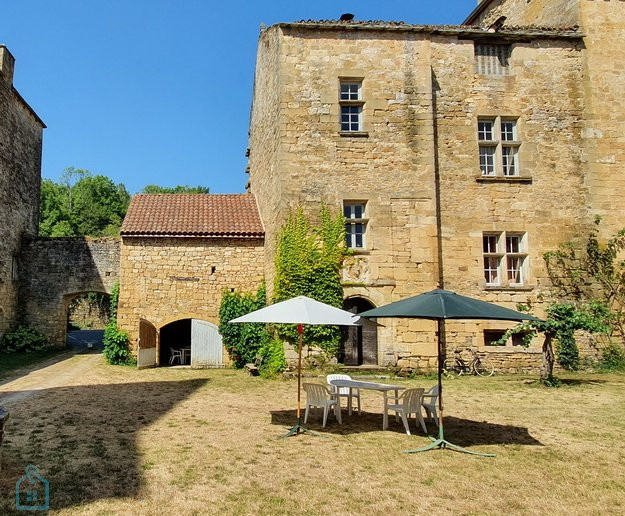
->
328 379 405 430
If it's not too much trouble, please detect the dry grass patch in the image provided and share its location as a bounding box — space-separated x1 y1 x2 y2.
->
1 358 624 515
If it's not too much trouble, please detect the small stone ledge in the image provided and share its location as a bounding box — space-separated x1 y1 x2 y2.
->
339 131 369 138
484 286 535 292
476 176 533 184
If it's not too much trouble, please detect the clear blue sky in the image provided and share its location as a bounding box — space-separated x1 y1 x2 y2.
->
1 1 475 194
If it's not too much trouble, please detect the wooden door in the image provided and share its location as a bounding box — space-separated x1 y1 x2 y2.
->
137 319 157 369
191 319 223 367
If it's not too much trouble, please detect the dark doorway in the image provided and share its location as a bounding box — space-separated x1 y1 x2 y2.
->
159 319 191 366
341 298 378 365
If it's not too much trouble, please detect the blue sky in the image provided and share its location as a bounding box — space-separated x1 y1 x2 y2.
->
1 1 475 194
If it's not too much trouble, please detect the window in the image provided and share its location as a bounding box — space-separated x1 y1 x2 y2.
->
344 202 368 249
484 330 507 346
482 232 528 287
478 117 521 177
475 44 511 76
339 80 364 133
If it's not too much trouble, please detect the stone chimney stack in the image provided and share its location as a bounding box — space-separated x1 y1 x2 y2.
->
0 45 16 86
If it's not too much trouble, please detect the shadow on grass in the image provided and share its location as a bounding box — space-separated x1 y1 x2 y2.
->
270 409 542 446
0 349 75 386
0 379 207 514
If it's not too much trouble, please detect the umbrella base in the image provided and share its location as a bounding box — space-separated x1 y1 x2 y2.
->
282 420 320 438
403 437 495 457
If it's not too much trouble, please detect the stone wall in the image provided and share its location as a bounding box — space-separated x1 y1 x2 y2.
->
467 0 580 27
19 237 120 345
0 46 44 339
117 237 265 347
248 24 593 365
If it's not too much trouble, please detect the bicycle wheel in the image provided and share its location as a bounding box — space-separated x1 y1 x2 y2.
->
443 358 463 377
473 357 494 377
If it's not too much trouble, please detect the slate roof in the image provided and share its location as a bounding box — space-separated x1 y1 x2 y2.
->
275 20 581 39
120 194 264 238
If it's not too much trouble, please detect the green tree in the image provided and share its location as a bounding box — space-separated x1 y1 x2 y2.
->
39 168 130 237
499 301 611 384
273 205 348 356
141 185 210 194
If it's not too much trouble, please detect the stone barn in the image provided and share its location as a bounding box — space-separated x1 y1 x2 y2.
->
117 194 264 368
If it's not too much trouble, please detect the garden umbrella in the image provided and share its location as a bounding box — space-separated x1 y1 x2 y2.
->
230 295 361 436
360 288 540 456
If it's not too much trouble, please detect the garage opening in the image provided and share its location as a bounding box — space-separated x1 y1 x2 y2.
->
341 297 378 366
158 319 223 367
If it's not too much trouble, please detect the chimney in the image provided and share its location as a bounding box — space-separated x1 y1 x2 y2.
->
0 46 15 86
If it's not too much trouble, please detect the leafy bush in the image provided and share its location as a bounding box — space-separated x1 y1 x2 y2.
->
102 281 134 365
259 337 286 378
600 342 625 372
0 325 50 353
219 284 269 368
102 322 133 365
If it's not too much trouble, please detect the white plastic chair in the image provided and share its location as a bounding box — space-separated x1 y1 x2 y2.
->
327 374 361 415
422 385 440 426
385 388 427 435
303 383 342 428
169 348 183 365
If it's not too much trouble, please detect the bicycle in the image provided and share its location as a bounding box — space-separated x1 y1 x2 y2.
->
443 348 495 377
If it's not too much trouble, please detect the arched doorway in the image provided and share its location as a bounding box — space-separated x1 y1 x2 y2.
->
158 319 223 368
64 291 111 351
341 297 378 366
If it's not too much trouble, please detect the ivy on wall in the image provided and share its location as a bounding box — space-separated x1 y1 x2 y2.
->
273 205 348 357
103 281 133 365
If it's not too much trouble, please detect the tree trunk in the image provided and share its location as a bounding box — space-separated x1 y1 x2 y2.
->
541 334 555 382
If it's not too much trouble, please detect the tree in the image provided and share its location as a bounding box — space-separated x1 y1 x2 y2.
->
141 185 210 194
39 168 130 237
273 205 348 356
544 217 625 344
499 302 611 384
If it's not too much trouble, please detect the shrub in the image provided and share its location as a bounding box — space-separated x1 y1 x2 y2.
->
219 284 269 368
259 337 286 378
0 325 50 353
600 342 625 372
102 322 133 365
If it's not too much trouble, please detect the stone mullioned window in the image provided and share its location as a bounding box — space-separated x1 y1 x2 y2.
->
478 117 521 177
482 232 528 287
339 80 365 135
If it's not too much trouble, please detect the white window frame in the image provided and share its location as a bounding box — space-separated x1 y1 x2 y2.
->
482 232 528 287
344 202 368 249
339 80 364 133
478 117 521 177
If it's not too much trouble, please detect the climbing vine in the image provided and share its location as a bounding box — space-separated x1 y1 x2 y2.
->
102 281 133 365
273 205 348 356
219 283 270 368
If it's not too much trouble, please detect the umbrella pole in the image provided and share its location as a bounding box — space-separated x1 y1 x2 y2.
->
284 324 310 437
404 319 495 457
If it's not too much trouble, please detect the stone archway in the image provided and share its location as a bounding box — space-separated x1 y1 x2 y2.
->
341 297 378 366
158 319 223 368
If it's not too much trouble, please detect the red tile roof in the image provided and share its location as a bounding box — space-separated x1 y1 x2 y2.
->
120 194 264 238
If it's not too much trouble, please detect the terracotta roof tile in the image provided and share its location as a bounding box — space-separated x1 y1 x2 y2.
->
120 194 264 238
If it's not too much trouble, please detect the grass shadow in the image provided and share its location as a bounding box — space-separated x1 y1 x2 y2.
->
270 409 542 447
0 350 75 386
0 378 207 513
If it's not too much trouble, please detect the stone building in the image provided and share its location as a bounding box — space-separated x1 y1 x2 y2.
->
117 194 264 367
0 45 45 339
246 1 625 371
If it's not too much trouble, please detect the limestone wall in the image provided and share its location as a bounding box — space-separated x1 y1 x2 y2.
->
467 0 581 27
117 237 265 346
19 238 120 345
0 46 44 339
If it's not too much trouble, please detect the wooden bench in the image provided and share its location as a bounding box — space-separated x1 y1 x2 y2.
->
244 355 263 376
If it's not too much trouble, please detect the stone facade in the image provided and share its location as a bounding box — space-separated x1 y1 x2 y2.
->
19 238 120 346
117 237 264 346
247 11 622 368
0 46 45 340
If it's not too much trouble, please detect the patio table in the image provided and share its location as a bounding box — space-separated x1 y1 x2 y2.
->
181 347 191 365
328 379 404 430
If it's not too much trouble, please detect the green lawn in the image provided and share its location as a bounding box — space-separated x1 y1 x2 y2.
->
0 349 68 381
